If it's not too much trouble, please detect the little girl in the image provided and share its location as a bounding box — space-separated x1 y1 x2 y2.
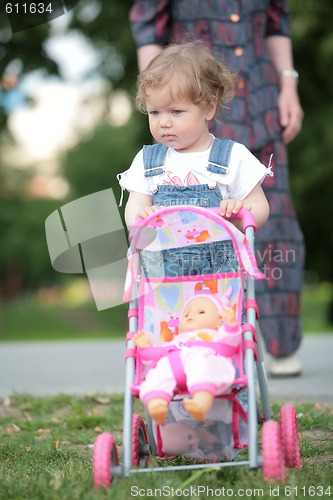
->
118 41 270 278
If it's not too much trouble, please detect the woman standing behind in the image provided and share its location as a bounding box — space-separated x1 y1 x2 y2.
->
129 1 304 377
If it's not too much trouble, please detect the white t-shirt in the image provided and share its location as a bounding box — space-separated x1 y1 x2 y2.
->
118 138 270 201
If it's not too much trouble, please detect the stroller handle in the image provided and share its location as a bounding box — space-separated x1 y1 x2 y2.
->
131 207 257 237
210 207 257 232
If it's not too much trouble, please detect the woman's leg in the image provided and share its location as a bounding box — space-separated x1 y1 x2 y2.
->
253 140 305 373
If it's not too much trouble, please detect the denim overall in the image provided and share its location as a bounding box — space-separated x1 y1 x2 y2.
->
141 138 240 278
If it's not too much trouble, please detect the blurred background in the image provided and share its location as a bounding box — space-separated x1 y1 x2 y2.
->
0 0 332 342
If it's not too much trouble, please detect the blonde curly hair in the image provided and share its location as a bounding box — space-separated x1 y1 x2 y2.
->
136 41 236 120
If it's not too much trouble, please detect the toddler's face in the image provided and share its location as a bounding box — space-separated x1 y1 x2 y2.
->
179 297 222 333
145 85 216 153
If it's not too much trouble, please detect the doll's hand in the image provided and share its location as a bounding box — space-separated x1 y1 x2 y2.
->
133 331 153 348
137 205 166 219
221 305 237 326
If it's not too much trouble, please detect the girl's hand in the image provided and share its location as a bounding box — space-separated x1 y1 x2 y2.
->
219 199 252 230
137 205 166 219
219 199 246 218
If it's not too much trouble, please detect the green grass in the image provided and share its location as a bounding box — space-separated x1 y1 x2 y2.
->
0 298 128 342
301 282 333 333
0 281 332 342
0 395 332 499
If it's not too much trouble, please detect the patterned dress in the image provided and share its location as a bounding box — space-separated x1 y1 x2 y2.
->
129 0 305 357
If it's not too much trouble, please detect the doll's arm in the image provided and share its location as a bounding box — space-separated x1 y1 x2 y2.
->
218 306 241 346
221 305 238 327
133 330 154 348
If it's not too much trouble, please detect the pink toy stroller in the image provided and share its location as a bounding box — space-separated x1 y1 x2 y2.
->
93 206 300 486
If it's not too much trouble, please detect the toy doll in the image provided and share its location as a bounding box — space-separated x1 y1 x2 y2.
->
133 292 241 425
159 421 233 460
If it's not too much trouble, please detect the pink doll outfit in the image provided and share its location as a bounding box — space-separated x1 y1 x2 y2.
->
138 294 241 406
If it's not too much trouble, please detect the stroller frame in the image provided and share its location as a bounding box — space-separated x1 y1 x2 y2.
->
93 206 300 486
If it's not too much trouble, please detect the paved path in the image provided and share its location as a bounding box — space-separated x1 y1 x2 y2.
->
1 335 332 403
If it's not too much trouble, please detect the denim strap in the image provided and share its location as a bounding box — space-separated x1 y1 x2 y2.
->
143 143 168 177
207 138 235 175
143 139 234 177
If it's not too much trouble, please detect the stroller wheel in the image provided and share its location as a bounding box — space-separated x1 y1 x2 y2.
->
280 404 301 469
262 420 286 482
93 432 119 488
132 414 150 467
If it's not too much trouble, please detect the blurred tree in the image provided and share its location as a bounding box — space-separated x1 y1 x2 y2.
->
65 0 138 91
1 0 333 306
0 11 59 128
289 0 333 317
61 112 151 215
0 6 60 297
0 0 138 298
0 17 57 75
0 198 60 298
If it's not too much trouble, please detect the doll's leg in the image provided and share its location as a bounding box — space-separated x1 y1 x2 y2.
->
140 356 177 425
184 391 215 421
146 399 169 425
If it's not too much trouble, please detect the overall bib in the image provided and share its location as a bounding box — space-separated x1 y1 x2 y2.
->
141 138 240 278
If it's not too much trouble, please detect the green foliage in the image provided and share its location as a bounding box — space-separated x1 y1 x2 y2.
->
289 1 333 280
0 198 60 294
0 4 59 130
66 0 138 90
0 13 58 76
0 0 149 297
0 295 128 341
62 112 150 203
1 0 333 299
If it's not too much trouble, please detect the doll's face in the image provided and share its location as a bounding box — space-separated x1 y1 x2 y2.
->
179 297 222 333
160 423 200 455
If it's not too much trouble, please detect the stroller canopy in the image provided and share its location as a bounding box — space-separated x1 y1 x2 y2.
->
124 207 264 302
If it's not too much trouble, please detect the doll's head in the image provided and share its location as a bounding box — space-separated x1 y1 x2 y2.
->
160 421 224 457
160 422 200 455
178 287 235 333
178 295 223 333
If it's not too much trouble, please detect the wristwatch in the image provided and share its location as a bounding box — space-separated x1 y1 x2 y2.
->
280 69 299 82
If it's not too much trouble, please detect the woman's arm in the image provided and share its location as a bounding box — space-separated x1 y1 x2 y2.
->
129 0 171 70
137 44 163 71
266 35 304 144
